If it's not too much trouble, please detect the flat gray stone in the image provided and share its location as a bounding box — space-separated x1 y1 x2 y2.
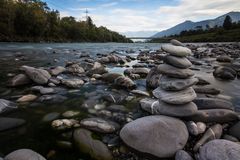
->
0 118 25 132
229 121 240 140
120 115 189 158
175 150 193 160
199 139 240 160
164 55 192 69
193 98 234 110
161 44 191 57
160 75 198 91
146 67 161 89
4 149 46 160
140 98 197 117
153 87 196 104
157 64 194 79
170 39 185 47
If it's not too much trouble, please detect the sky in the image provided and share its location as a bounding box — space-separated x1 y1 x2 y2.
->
43 0 240 36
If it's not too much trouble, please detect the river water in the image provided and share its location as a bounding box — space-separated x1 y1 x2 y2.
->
0 42 239 160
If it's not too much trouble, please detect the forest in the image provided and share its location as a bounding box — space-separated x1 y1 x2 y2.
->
0 0 132 42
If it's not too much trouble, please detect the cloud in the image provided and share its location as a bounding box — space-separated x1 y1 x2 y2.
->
100 2 118 7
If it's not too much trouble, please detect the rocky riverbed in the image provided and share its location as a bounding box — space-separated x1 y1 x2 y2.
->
0 41 240 160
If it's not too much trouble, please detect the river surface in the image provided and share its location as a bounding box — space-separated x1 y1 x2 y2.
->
0 42 240 160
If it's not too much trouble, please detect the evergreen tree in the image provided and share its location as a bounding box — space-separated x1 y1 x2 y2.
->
223 15 232 30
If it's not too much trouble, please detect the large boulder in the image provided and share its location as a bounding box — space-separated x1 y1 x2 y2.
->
160 75 198 91
140 98 197 117
4 149 46 160
0 99 17 115
120 115 189 158
153 87 196 104
161 44 191 57
74 128 113 160
21 65 51 84
157 64 194 79
199 140 240 160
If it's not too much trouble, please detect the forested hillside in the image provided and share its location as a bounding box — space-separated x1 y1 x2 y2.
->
0 0 132 42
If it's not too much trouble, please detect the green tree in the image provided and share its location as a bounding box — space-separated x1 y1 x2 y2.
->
223 15 232 30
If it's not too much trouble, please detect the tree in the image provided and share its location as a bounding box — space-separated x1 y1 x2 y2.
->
223 15 232 30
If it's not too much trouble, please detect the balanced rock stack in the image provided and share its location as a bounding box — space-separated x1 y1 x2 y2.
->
141 40 199 117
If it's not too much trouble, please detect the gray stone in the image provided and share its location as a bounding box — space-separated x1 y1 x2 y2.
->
0 99 17 115
62 110 80 118
37 94 67 103
124 68 150 77
216 55 232 62
157 64 194 79
153 87 196 105
62 79 84 88
140 98 197 117
186 121 198 136
213 66 236 80
229 121 240 140
120 115 189 158
164 55 192 69
196 77 210 85
193 124 222 152
21 65 51 84
51 119 80 130
160 75 198 91
66 64 84 74
80 117 120 133
74 128 113 160
7 74 31 87
31 86 55 94
0 117 26 132
86 62 108 76
170 39 185 47
130 90 150 96
102 73 122 83
193 86 221 95
193 98 234 110
49 66 66 76
199 139 240 160
114 76 136 89
187 109 238 123
42 112 60 122
17 94 37 102
223 134 239 142
146 67 161 89
161 44 192 57
175 150 193 160
4 149 46 160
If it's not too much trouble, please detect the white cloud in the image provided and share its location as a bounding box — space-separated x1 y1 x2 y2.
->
100 2 118 7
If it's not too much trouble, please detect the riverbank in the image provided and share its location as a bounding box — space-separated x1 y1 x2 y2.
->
0 41 240 160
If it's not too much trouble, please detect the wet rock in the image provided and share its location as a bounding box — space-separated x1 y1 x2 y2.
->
229 121 240 140
157 64 194 79
188 109 238 123
42 112 60 122
213 66 236 80
0 117 26 132
21 65 51 84
223 134 239 142
7 74 31 87
193 86 221 95
164 55 192 69
161 44 191 57
4 149 46 160
51 119 80 130
0 99 17 115
186 121 206 136
193 124 222 152
86 62 108 76
140 98 197 117
128 73 141 79
196 122 207 134
114 76 136 89
216 55 232 62
62 110 80 118
196 77 210 85
130 90 150 96
74 128 113 160
199 139 240 160
153 87 196 104
37 95 67 103
61 79 84 88
120 115 189 158
124 68 149 77
160 75 198 91
56 140 72 149
80 117 120 133
31 86 55 94
175 150 193 160
146 67 161 89
66 63 84 74
101 73 122 83
49 66 66 76
193 98 234 110
17 94 37 102
170 39 184 47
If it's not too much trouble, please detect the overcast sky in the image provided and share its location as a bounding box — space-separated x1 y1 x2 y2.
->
43 0 240 36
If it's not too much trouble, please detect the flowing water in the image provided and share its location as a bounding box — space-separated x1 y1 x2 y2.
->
0 42 239 159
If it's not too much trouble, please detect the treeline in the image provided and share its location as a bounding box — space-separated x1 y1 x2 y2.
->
0 0 132 42
150 15 240 43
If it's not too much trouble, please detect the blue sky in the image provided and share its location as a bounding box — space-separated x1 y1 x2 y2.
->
43 0 240 36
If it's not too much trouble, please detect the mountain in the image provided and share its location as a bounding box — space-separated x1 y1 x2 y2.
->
122 31 158 37
152 11 240 38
